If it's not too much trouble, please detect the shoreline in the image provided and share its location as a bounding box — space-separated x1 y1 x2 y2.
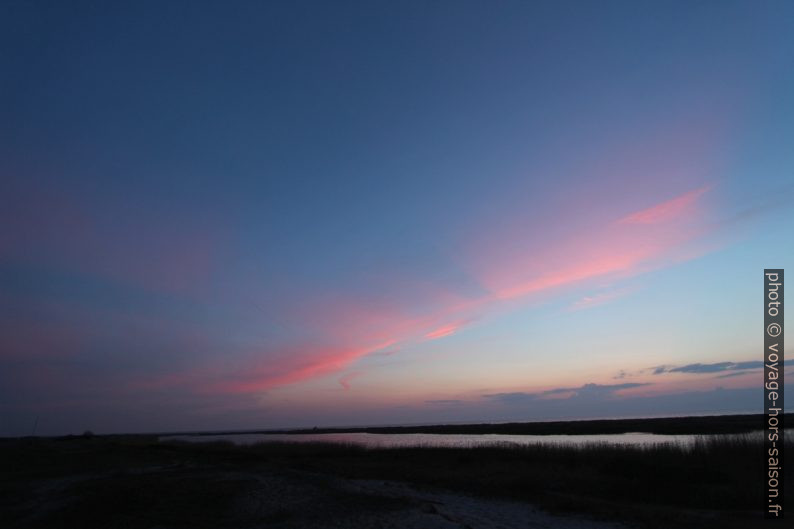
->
153 412 790 439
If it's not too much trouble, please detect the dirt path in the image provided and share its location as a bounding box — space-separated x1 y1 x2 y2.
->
231 467 631 529
7 462 631 529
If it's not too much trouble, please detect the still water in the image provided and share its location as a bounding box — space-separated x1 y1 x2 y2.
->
162 430 784 449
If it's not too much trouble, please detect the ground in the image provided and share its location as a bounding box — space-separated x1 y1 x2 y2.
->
1 433 785 529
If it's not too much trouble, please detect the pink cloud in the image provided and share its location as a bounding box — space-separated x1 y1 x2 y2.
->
5 181 718 400
619 185 710 225
569 286 638 311
112 183 720 398
476 184 715 302
425 325 457 340
425 323 461 340
338 371 365 390
3 103 737 409
197 185 718 394
209 339 395 394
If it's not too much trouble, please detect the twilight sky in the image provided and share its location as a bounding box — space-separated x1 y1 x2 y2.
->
1 1 793 436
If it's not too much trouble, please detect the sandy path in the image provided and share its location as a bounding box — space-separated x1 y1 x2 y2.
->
232 467 631 529
7 463 631 529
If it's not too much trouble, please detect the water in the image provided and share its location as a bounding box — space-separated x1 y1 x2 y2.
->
161 430 787 449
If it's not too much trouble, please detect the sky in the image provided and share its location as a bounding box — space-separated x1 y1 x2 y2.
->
1 1 793 436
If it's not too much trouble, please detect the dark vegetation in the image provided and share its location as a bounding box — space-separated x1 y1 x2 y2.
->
1 422 790 528
200 433 791 528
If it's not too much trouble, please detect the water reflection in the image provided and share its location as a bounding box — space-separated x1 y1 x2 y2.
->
162 429 788 449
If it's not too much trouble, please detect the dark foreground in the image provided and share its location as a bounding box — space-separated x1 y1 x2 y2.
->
1 432 791 529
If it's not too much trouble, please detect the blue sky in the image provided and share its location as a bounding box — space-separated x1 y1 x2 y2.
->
1 1 792 435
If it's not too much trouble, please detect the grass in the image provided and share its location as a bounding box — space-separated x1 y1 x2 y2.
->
157 431 791 527
1 430 790 528
226 433 785 511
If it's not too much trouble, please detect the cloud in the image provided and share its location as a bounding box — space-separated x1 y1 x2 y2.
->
653 360 764 375
715 371 756 379
476 185 715 302
548 382 648 395
569 286 636 311
0 182 724 407
211 340 396 394
425 323 460 340
484 382 649 403
424 399 462 405
425 319 472 340
482 392 539 404
618 186 710 225
338 371 364 391
619 360 769 381
480 386 761 422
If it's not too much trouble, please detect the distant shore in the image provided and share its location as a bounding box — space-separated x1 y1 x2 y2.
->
159 412 791 439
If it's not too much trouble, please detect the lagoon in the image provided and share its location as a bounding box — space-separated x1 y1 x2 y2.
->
162 429 787 448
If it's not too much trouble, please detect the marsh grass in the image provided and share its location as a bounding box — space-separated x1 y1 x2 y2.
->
1 430 790 529
217 431 789 512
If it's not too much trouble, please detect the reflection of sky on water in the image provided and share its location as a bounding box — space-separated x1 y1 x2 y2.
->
165 430 792 449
